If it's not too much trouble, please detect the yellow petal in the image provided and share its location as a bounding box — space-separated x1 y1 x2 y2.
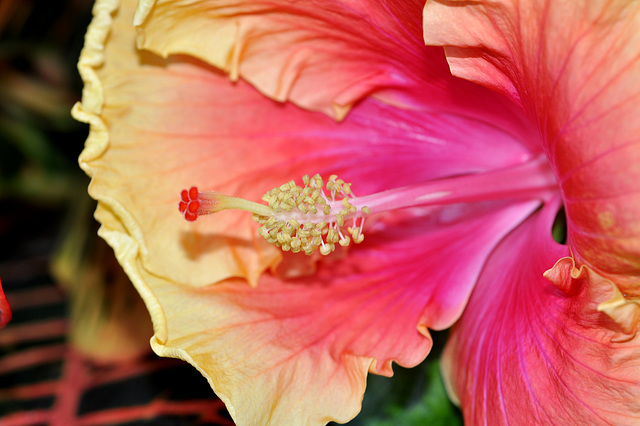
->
73 0 281 288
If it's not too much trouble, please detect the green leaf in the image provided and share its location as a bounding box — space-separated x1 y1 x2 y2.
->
367 360 462 426
339 331 462 426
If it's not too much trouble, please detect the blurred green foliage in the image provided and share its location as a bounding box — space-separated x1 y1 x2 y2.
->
0 0 91 204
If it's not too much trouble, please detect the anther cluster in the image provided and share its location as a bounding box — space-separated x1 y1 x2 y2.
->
254 174 368 255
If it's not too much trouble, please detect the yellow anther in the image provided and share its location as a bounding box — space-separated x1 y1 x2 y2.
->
281 203 294 212
243 174 369 256
282 224 294 235
327 228 339 243
351 228 364 244
258 227 269 238
339 236 351 247
313 174 324 188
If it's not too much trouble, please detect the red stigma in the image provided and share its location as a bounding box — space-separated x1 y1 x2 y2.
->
179 186 200 221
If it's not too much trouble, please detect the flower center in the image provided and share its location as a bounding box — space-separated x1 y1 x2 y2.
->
179 155 558 256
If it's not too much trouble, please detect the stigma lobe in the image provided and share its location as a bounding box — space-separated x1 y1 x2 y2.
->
179 186 200 221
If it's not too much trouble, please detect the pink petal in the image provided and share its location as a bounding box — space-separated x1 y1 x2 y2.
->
423 1 640 287
442 199 640 424
144 199 538 425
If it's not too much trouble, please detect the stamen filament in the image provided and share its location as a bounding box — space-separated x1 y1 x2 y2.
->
214 195 274 217
178 187 272 221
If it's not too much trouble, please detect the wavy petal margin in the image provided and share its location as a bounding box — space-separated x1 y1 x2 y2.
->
423 0 640 291
442 199 640 424
119 200 537 425
73 0 282 287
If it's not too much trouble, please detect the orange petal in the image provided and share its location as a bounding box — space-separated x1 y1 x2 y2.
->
135 0 454 120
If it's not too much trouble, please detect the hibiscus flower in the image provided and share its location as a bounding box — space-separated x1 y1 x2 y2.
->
72 0 640 424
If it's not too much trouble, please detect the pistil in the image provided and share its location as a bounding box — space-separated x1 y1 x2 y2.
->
179 155 557 255
347 155 557 213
